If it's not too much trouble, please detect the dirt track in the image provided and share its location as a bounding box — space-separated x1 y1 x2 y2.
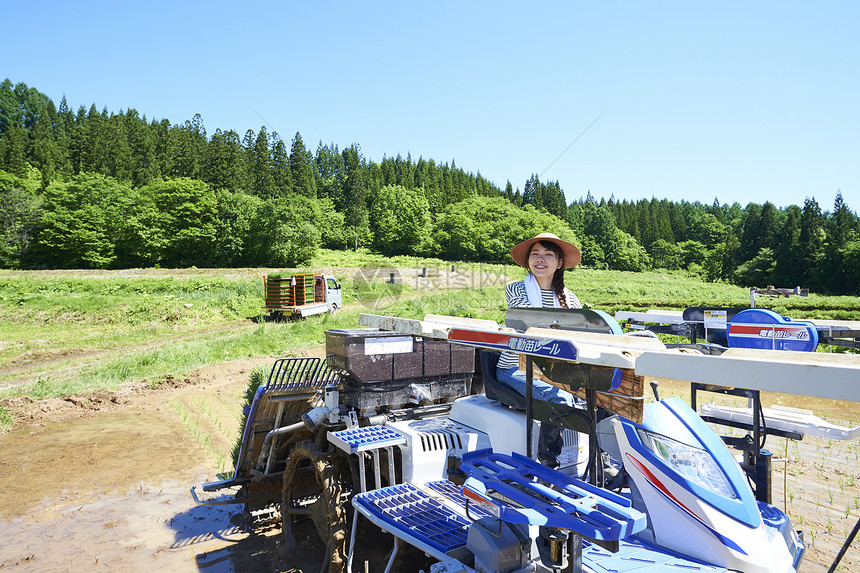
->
0 358 857 572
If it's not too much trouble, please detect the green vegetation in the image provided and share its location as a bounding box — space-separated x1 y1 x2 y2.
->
232 365 268 466
2 79 859 296
3 264 859 432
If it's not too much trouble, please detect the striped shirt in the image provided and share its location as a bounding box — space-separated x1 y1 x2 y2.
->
496 280 581 371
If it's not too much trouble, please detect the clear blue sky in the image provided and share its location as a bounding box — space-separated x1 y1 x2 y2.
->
3 1 857 211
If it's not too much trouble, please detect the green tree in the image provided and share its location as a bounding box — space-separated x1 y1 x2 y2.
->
0 174 42 267
125 109 159 187
342 144 370 249
689 212 726 247
651 199 675 244
290 131 316 198
758 201 780 252
315 142 344 206
522 174 544 211
247 194 321 267
271 134 292 197
205 129 247 192
144 177 219 267
369 184 431 255
822 191 859 293
608 229 650 272
103 112 133 182
651 238 682 270
1 123 28 176
542 180 567 220
734 247 776 287
172 114 207 180
773 206 802 287
211 189 263 267
32 173 133 268
720 228 740 281
27 98 63 188
678 240 708 268
431 196 577 262
247 127 275 197
841 232 860 296
798 197 826 288
317 197 346 250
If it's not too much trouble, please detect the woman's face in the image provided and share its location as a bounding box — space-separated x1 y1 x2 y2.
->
528 242 562 283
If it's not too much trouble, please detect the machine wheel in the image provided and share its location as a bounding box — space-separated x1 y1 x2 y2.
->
329 303 338 316
282 440 351 573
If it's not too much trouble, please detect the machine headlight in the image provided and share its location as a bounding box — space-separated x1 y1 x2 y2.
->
637 429 737 499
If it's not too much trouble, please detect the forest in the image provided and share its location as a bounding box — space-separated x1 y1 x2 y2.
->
1 78 858 295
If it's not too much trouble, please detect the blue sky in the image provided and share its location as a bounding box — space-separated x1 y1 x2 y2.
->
3 1 858 210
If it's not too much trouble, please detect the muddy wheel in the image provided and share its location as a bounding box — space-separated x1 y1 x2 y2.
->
282 440 351 573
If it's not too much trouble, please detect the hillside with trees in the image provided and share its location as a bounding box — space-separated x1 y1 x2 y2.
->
1 79 858 295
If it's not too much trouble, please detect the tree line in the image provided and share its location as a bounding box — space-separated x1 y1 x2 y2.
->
1 79 858 295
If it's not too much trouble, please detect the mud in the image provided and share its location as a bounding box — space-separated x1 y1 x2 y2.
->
0 361 858 572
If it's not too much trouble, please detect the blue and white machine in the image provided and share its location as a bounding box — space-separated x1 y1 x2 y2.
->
344 311 853 573
598 398 804 573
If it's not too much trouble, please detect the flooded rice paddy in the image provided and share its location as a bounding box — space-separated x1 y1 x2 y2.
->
0 361 857 572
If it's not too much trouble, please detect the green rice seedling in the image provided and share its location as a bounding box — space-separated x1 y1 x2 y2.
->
231 364 268 466
0 404 11 429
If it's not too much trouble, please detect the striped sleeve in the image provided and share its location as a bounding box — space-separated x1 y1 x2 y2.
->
504 280 530 308
497 283 582 372
497 281 528 371
564 288 582 309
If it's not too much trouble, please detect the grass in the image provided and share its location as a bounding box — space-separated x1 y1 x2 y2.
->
2 259 860 431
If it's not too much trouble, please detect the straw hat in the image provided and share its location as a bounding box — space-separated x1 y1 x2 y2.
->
510 232 581 269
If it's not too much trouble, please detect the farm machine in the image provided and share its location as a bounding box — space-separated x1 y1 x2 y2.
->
192 306 860 573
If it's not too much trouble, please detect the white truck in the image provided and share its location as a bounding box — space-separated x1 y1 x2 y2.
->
262 272 342 319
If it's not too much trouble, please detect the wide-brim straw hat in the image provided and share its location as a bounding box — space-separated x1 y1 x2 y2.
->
510 232 581 269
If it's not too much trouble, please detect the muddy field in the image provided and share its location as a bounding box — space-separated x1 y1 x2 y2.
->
0 358 857 572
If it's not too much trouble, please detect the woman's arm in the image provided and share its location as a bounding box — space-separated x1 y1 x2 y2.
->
565 288 582 309
505 281 529 308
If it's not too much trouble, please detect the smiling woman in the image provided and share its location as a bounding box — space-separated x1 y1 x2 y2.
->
491 232 584 467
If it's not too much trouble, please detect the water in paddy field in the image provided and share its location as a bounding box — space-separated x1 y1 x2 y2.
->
0 405 283 572
0 373 857 572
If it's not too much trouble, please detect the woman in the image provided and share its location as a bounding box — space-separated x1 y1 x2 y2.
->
494 232 583 467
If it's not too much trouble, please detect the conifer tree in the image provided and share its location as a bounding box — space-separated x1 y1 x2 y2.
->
270 135 292 197
773 206 802 286
738 203 763 263
248 127 275 197
315 141 344 206
3 124 27 177
289 131 316 198
799 197 825 287
822 191 858 293
342 144 369 249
